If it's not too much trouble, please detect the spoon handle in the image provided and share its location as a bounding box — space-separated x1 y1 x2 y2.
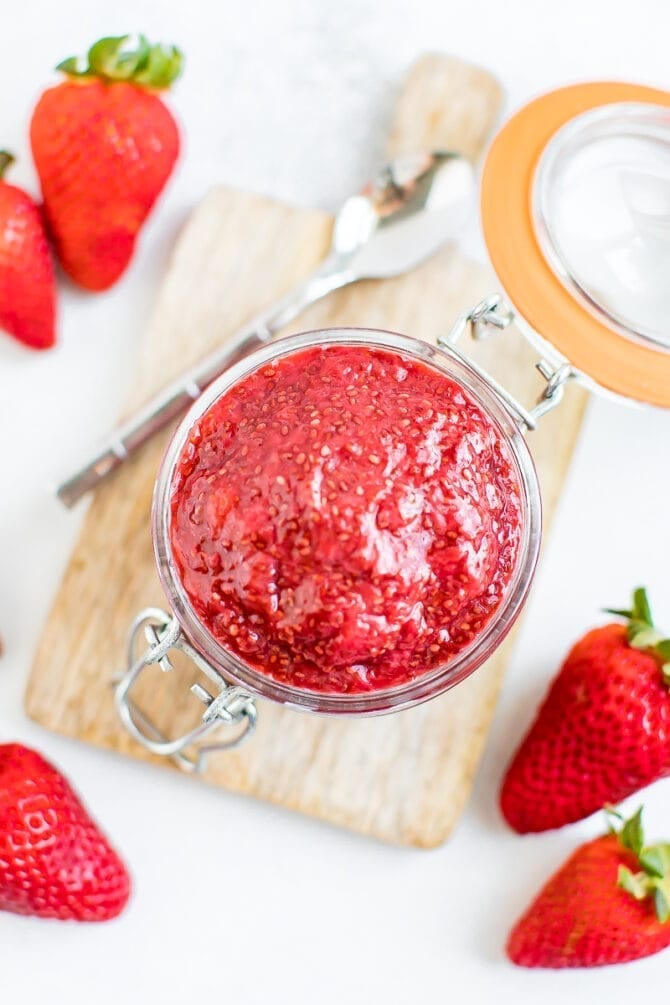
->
57 258 351 508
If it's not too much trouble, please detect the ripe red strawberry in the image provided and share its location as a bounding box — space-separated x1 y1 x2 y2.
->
0 743 130 921
508 807 670 968
30 34 182 291
0 152 56 349
501 588 670 833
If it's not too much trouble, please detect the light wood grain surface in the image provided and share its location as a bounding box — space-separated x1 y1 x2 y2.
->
26 54 587 847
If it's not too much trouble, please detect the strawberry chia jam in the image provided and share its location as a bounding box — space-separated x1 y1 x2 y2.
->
169 344 523 695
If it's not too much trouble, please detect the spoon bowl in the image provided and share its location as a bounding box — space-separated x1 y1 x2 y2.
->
332 152 475 278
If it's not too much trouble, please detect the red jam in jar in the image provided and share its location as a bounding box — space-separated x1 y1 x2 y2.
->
169 344 523 694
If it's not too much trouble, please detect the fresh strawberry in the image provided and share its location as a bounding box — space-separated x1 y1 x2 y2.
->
508 807 670 968
0 152 56 349
0 743 130 921
30 34 182 291
501 588 670 833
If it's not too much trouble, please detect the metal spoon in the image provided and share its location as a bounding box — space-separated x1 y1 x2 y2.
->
58 151 474 507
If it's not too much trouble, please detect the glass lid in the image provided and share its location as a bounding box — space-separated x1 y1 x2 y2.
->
533 102 670 351
480 81 670 408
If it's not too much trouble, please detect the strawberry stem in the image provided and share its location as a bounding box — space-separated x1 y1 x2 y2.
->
0 150 15 180
607 806 670 923
604 587 670 687
57 34 183 89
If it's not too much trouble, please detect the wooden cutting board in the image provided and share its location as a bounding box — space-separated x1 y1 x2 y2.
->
26 54 587 847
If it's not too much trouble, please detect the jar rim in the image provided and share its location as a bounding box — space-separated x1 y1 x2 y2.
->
152 327 542 716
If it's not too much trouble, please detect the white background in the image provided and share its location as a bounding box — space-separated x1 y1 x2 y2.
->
1 1 670 1001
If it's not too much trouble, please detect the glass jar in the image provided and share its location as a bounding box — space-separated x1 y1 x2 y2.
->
115 80 670 769
116 325 545 767
157 327 540 711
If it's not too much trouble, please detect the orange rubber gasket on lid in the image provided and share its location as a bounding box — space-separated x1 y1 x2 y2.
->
481 82 670 408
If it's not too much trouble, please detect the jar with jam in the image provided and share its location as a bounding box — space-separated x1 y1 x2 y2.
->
116 81 670 768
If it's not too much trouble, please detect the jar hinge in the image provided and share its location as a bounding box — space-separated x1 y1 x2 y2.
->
113 608 258 773
438 295 576 429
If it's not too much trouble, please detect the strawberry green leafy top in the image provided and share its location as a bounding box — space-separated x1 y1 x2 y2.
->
57 34 183 89
605 586 670 685
0 151 15 179
610 807 670 923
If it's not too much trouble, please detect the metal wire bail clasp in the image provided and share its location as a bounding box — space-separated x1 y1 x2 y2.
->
439 295 576 430
114 608 258 773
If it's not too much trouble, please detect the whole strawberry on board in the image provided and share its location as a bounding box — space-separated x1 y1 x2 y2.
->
508 807 670 968
0 743 130 921
501 588 670 833
30 34 182 292
0 152 56 349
